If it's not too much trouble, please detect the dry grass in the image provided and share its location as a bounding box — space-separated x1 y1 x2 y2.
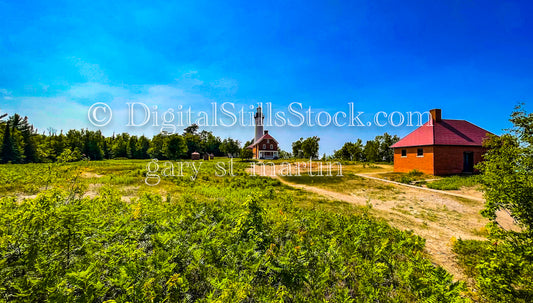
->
281 173 404 201
247 161 520 280
373 171 438 183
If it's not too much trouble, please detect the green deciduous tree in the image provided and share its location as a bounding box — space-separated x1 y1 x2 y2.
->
292 137 320 159
148 133 166 159
240 140 254 160
334 139 364 161
376 132 399 163
292 138 303 158
301 136 320 159
136 135 150 159
474 104 533 301
183 123 199 135
111 133 129 158
199 130 222 155
183 133 201 158
363 139 380 162
164 134 187 160
220 138 240 158
479 105 533 234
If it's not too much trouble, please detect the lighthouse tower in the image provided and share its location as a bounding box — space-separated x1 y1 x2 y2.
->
254 106 264 142
247 106 279 159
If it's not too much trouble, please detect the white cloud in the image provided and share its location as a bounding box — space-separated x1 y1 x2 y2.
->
1 95 90 134
211 78 238 90
147 85 185 98
0 88 13 100
67 82 130 99
69 57 108 82
1 71 249 138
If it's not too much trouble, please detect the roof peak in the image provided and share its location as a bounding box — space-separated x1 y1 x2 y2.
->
391 118 493 148
247 131 278 148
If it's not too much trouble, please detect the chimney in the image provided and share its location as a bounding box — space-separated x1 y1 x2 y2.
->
429 109 441 123
264 130 268 135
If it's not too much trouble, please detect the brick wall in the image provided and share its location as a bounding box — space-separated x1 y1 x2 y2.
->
393 146 434 175
433 146 485 175
393 145 486 175
257 139 278 151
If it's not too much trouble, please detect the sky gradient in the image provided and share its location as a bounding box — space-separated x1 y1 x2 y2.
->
1 0 532 154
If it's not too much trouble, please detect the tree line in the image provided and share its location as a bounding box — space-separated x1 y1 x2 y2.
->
332 133 400 162
289 133 399 162
0 114 244 163
0 113 400 164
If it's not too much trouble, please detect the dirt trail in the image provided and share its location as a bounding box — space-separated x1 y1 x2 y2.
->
247 164 517 281
355 173 485 202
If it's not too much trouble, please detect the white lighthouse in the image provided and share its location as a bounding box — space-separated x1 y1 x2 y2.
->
247 106 279 159
254 106 264 142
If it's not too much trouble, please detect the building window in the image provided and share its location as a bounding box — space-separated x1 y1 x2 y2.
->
263 144 266 149
270 144 273 149
401 149 406 157
267 139 270 143
417 148 424 157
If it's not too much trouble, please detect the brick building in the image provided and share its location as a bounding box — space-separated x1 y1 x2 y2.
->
391 109 493 175
248 130 279 159
247 106 279 159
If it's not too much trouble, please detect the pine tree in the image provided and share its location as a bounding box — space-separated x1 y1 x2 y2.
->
0 121 23 163
136 136 150 159
19 116 39 163
127 136 138 159
102 138 111 159
82 130 104 160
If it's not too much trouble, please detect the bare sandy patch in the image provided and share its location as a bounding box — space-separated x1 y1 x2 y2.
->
247 163 518 281
81 172 103 178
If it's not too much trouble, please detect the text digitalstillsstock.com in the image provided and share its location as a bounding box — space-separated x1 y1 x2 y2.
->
88 102 433 131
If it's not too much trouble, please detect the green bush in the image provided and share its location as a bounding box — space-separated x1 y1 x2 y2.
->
0 174 467 302
398 175 414 184
407 169 423 177
397 170 423 184
453 238 533 302
427 175 481 190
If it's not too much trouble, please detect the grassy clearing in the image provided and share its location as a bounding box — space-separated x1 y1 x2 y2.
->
374 170 436 185
0 160 146 195
336 162 393 174
0 159 467 301
427 175 482 190
258 160 394 175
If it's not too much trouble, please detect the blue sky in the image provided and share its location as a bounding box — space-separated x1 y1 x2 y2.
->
0 0 532 154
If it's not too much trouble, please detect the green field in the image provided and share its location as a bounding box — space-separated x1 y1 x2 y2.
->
0 159 467 302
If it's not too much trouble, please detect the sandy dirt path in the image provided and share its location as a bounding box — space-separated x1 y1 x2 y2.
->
247 164 517 281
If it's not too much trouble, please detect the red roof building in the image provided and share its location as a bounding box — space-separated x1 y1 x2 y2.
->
391 109 494 175
246 106 279 159
247 130 279 159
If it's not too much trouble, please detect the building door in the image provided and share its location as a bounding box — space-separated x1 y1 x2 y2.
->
463 152 474 173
